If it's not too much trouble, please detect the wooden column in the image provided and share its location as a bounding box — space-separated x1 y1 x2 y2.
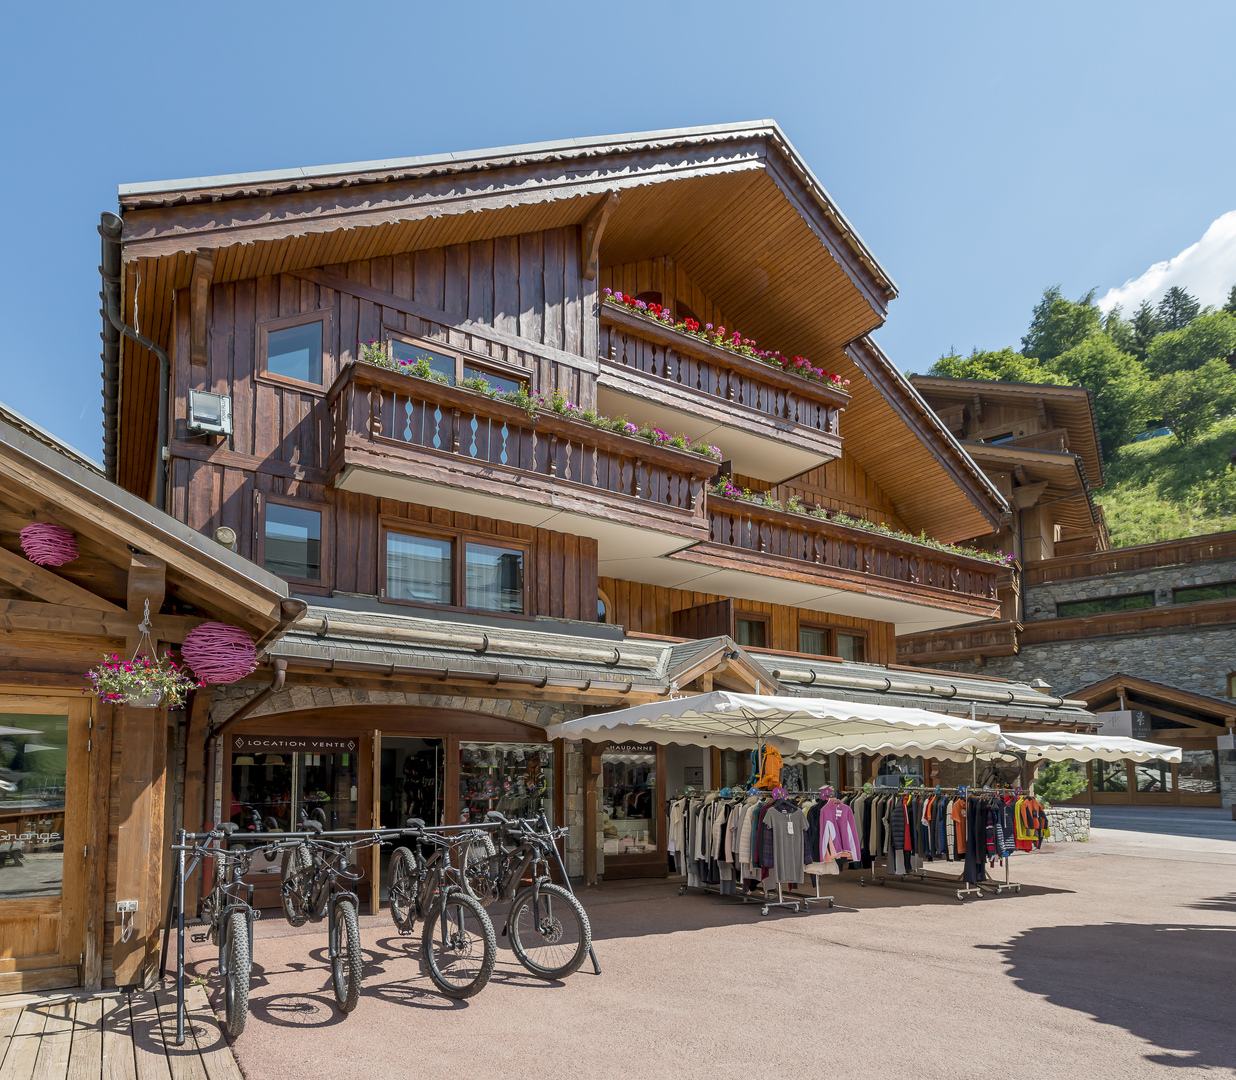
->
370 730 382 915
180 690 213 917
444 736 460 827
582 740 603 886
111 703 169 988
83 702 114 991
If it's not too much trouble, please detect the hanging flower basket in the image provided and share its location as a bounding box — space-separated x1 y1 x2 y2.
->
20 523 78 567
181 623 259 685
85 653 200 709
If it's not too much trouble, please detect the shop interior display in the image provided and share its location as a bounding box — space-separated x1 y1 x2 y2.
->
459 743 553 825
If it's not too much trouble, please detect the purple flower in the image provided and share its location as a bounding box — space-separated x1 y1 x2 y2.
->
634 300 648 310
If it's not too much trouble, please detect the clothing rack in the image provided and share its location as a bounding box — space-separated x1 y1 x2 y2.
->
670 788 835 916
849 786 1029 901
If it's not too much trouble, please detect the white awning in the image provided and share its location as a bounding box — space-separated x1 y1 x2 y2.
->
545 692 1002 758
991 731 1182 764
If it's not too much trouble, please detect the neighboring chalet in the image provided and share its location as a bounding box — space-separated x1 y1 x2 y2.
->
3 123 1112 994
899 376 1234 808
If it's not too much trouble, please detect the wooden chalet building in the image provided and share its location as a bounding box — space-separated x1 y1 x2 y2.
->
3 122 1117 994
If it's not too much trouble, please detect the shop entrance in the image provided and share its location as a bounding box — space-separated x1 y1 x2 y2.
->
376 737 444 900
0 694 89 992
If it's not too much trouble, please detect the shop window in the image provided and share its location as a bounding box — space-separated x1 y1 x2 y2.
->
0 709 68 898
1056 592 1154 619
459 743 553 826
230 742 358 836
837 633 865 663
1173 581 1236 604
263 317 324 385
465 542 524 613
1134 759 1174 793
602 747 656 855
736 616 767 648
1178 750 1219 793
385 532 453 605
264 502 322 582
1093 759 1128 792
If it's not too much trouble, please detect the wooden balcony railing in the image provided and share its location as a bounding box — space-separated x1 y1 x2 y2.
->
686 495 1002 614
599 306 846 466
1019 597 1236 644
1025 531 1236 586
896 619 1022 665
325 363 714 540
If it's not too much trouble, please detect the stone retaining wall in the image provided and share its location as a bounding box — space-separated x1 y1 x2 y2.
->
1045 805 1090 841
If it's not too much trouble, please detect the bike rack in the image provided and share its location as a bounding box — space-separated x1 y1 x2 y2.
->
164 819 601 1044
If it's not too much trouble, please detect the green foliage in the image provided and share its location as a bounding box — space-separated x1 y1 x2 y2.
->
1051 334 1151 458
926 347 1067 385
1145 311 1236 376
1154 358 1236 446
1103 305 1136 356
1021 286 1102 361
1095 417 1236 545
1157 285 1200 331
1129 299 1161 362
1225 286 1236 316
1033 761 1088 806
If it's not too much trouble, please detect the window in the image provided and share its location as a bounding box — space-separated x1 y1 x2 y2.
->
597 588 613 624
264 503 322 581
387 332 527 395
0 708 69 898
465 542 524 613
602 747 656 855
736 617 767 648
460 743 553 826
1134 759 1174 793
1056 592 1155 618
799 627 828 656
386 532 452 605
1173 581 1236 604
1093 760 1128 792
1179 750 1219 794
266 320 323 384
837 633 865 663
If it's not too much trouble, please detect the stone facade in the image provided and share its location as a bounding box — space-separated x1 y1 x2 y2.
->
1044 806 1090 841
1025 558 1236 619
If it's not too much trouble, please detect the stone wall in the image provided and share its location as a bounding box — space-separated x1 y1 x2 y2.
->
1044 806 1090 841
1026 558 1236 619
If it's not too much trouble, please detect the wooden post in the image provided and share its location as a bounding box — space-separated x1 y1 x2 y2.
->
83 701 113 991
370 729 382 915
180 690 212 917
582 740 603 886
112 703 169 988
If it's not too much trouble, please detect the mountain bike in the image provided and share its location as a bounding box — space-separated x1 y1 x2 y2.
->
458 810 591 980
278 820 377 1013
387 819 496 999
190 823 259 1037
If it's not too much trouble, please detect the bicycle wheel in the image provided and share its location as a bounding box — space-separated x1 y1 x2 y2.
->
388 846 418 933
280 842 313 927
458 833 496 904
331 898 363 1013
421 891 495 999
508 883 590 980
223 910 251 1038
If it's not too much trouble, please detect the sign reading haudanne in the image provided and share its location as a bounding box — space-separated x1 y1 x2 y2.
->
232 735 358 754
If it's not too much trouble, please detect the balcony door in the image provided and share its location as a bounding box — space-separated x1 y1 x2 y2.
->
0 694 90 992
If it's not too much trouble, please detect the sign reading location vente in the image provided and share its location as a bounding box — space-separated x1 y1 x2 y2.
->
232 735 358 754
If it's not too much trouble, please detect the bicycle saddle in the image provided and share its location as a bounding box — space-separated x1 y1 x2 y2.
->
301 820 324 834
405 817 426 829
484 810 508 824
217 822 240 835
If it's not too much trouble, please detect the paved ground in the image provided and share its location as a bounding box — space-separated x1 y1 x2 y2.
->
187 816 1236 1080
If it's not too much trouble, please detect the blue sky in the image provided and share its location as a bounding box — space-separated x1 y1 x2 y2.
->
3 1 1234 459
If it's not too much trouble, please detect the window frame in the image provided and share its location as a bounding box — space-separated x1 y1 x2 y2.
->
257 493 331 593
383 328 530 394
597 587 614 625
1173 581 1236 605
797 622 868 662
256 308 334 391
1056 591 1156 619
734 612 769 649
378 517 532 617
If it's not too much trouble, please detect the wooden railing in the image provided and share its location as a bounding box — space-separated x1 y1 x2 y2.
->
325 363 714 535
1011 428 1069 453
896 620 1022 664
599 305 847 441
1025 531 1236 586
1019 597 1236 644
701 495 1001 607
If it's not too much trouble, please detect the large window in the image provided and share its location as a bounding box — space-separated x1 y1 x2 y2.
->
386 533 452 605
1057 593 1154 618
1173 581 1236 604
1134 759 1174 793
465 543 523 612
388 333 526 395
602 747 656 856
391 341 455 383
382 525 527 614
1179 750 1219 794
264 318 324 385
736 616 767 648
0 710 68 899
459 743 553 827
264 503 322 581
1093 760 1128 792
799 626 866 663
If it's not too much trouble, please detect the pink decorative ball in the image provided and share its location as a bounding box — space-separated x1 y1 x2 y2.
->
181 622 258 685
20 523 78 567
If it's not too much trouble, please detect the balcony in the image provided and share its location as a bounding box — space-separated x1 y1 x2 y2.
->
597 305 847 484
651 495 1004 633
325 363 714 563
896 619 1022 665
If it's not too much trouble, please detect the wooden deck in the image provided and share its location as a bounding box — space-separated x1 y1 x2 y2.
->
0 984 242 1080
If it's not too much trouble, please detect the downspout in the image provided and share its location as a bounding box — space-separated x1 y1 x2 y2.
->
99 212 170 510
201 659 287 828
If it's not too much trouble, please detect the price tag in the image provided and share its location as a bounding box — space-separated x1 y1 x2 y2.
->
786 820 794 835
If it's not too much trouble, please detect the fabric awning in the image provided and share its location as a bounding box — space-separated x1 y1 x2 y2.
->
544 692 1003 758
991 731 1183 764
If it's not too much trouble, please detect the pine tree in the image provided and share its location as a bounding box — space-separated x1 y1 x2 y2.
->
1224 285 1236 316
1130 299 1161 361
1157 285 1200 331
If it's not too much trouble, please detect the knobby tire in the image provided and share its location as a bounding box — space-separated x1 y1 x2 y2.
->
332 898 363 1013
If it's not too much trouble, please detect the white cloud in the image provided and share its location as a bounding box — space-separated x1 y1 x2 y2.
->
1098 210 1236 315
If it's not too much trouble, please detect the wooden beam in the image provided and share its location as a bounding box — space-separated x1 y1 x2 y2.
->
1123 697 1225 731
189 249 215 366
1010 481 1049 510
579 191 619 282
126 554 167 656
0 598 201 640
0 544 121 613
972 393 984 423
